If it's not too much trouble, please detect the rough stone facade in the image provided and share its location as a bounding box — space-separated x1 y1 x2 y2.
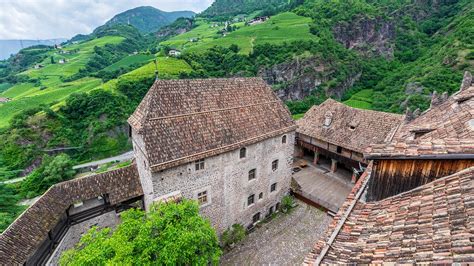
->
133 132 295 232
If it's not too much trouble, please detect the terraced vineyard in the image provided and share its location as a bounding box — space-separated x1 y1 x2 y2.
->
162 12 314 54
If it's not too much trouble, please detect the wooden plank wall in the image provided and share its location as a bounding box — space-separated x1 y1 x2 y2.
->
367 159 474 201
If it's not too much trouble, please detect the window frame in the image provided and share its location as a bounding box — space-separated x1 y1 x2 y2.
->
248 169 256 181
270 182 277 192
195 159 205 171
247 194 255 206
240 147 247 159
272 160 279 171
282 135 287 144
197 191 208 205
252 212 261 224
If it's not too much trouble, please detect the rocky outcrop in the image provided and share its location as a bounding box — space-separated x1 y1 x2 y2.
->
332 16 395 59
258 56 360 100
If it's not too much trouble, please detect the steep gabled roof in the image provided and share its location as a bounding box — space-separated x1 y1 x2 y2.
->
367 76 474 159
297 99 403 153
128 78 296 172
0 165 143 265
305 166 474 264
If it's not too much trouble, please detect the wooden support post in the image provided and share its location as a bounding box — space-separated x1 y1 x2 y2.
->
351 171 357 183
331 159 337 173
313 151 320 165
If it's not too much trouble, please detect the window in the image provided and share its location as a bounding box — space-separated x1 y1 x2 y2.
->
282 135 287 144
195 159 205 170
248 169 256 181
240 147 247 158
271 183 277 192
197 191 208 205
272 160 279 171
252 212 261 223
247 194 255 206
268 206 274 216
337 146 342 154
259 192 263 199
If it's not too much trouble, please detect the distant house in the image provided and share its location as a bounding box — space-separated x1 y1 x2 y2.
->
34 64 44 69
58 59 66 64
0 97 10 103
248 16 270 26
168 49 181 57
189 38 198 42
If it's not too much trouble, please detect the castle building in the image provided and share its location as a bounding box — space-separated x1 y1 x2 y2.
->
305 73 474 264
128 78 296 232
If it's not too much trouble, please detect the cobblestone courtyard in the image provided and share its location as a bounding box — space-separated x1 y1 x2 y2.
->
221 200 332 265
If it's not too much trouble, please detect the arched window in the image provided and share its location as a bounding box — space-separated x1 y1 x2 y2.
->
240 147 247 158
282 135 287 144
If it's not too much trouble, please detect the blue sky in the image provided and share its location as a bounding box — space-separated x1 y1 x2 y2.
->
0 0 213 39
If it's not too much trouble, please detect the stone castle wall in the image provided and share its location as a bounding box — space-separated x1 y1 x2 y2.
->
133 131 295 232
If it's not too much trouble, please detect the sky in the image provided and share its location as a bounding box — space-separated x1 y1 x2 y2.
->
0 0 214 40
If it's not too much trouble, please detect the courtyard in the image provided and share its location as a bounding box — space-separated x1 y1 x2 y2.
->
221 200 332 265
292 158 353 213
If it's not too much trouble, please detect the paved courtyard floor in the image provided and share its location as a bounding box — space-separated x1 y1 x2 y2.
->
292 159 353 213
221 200 332 265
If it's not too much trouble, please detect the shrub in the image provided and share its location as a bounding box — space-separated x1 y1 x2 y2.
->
280 195 294 213
221 224 246 249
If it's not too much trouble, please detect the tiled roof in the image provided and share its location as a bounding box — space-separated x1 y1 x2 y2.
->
297 99 403 153
367 75 474 158
128 78 296 172
305 166 474 264
0 164 143 265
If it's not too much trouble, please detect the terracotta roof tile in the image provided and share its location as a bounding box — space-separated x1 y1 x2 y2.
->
0 165 143 264
297 99 403 153
367 81 474 158
128 78 296 172
305 167 474 264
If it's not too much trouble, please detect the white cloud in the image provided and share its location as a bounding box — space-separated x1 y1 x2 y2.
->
0 0 214 39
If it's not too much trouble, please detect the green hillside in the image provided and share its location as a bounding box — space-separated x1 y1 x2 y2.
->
162 12 314 54
104 6 195 33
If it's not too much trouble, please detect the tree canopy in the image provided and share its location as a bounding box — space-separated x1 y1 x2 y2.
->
60 200 222 265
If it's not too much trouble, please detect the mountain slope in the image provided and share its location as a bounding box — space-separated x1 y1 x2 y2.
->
0 39 66 60
104 6 195 33
200 0 293 19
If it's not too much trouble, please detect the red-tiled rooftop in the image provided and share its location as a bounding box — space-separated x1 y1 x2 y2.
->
305 166 474 264
297 99 403 153
128 78 296 172
367 72 474 159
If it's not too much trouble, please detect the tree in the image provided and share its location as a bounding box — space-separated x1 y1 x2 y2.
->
21 153 75 198
50 56 55 64
60 200 222 265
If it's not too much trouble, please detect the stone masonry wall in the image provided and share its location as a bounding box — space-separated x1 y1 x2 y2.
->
133 131 295 233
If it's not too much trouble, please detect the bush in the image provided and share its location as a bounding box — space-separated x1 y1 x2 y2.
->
221 224 246 248
60 200 222 265
280 195 294 213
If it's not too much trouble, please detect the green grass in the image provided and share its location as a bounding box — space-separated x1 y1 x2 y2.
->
0 83 12 94
122 56 192 79
0 78 102 127
103 54 155 71
292 113 305 120
163 12 315 54
343 89 374 110
0 36 125 127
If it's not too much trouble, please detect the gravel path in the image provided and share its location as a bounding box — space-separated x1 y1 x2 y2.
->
221 200 332 265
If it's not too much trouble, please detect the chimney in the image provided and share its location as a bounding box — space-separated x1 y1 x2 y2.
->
460 71 472 92
430 91 448 108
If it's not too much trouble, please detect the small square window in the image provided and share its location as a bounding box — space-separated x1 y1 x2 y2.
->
271 183 277 192
195 159 205 170
240 147 247 159
272 160 278 171
253 212 261 223
259 192 263 199
248 169 256 181
247 194 255 206
336 146 342 154
197 191 208 205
